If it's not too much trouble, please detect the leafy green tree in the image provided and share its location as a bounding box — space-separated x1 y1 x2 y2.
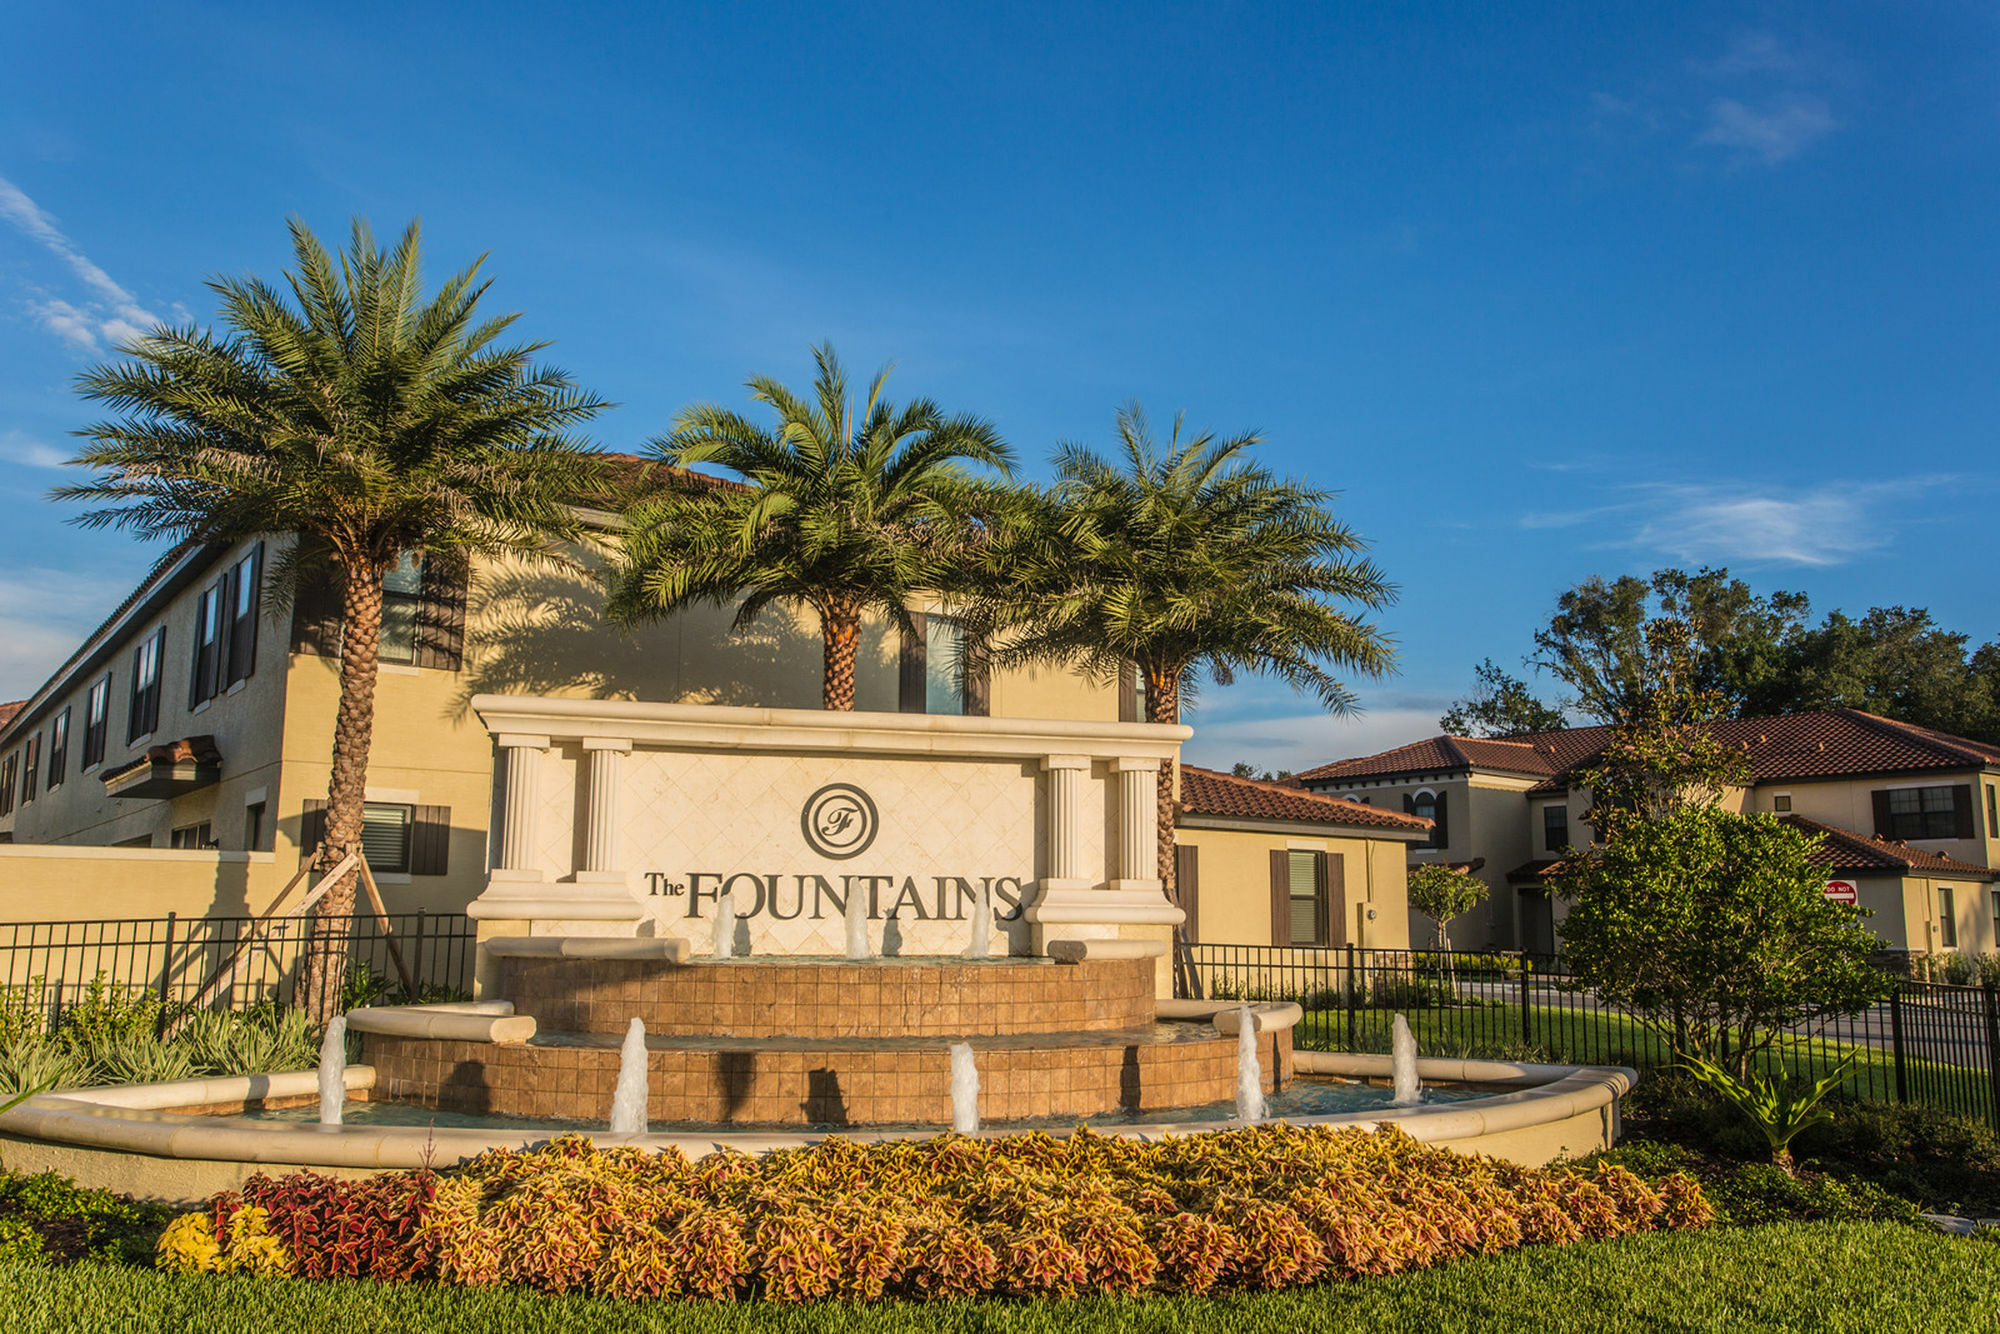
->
970 404 1394 894
1406 863 1489 953
60 218 607 1020
1783 606 1999 742
1532 567 1809 724
1438 658 1567 736
1553 806 1886 1077
606 344 1011 710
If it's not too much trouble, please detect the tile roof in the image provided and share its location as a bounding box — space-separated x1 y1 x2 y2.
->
1303 709 2000 792
1177 766 1435 834
1782 816 1998 880
0 701 22 729
1507 817 1996 883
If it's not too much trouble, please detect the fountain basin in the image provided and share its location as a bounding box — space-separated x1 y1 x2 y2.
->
0 1057 1636 1204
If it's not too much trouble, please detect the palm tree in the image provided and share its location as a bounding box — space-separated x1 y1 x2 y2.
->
607 343 1012 709
58 217 607 1021
970 404 1396 897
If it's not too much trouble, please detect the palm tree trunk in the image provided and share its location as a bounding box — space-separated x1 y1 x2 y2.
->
1144 667 1181 901
300 561 385 1025
821 597 862 711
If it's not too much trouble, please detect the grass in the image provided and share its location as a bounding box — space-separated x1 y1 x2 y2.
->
1293 999 1998 1121
5 1222 1991 1332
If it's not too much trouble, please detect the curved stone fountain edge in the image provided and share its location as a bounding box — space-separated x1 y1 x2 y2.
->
0 1054 1636 1202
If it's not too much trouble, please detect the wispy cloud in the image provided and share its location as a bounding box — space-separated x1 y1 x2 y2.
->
1522 477 1957 568
1697 95 1837 165
1695 31 1808 78
0 174 162 351
0 429 68 469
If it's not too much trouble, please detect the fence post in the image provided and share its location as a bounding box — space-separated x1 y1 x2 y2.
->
1520 953 1533 1048
155 912 177 1039
412 909 428 1001
1344 943 1358 1052
1889 984 1908 1105
1982 983 2000 1132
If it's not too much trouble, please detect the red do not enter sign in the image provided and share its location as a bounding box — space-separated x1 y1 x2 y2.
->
1823 879 1859 906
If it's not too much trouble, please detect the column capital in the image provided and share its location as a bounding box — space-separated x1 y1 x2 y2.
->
495 733 552 751
1041 754 1091 772
581 737 633 753
1110 756 1160 773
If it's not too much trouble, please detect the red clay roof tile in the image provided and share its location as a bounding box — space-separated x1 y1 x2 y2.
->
1178 765 1434 833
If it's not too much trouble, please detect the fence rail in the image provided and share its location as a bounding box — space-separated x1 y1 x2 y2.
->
0 911 476 1035
1177 942 2000 1129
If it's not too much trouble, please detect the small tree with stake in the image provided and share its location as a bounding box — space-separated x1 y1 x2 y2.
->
1406 863 1488 993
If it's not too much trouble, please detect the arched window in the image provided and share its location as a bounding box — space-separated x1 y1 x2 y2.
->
1407 788 1448 850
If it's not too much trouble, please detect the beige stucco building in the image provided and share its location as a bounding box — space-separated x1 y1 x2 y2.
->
1297 711 2000 959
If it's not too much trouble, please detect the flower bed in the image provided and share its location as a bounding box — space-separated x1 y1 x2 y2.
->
157 1125 1710 1301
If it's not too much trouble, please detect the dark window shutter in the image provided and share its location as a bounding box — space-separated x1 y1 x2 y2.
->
227 542 261 685
299 799 327 865
1871 790 1894 838
1269 848 1289 946
1118 664 1138 723
963 636 990 717
1432 793 1449 850
1325 853 1347 947
410 805 451 875
1954 785 1976 840
290 569 344 657
898 612 927 713
1174 843 1200 942
1403 793 1416 815
415 556 468 671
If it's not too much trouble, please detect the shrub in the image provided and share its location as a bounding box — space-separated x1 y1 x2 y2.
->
0 1171 175 1266
0 999 318 1094
157 1126 1709 1301
1578 1141 1915 1227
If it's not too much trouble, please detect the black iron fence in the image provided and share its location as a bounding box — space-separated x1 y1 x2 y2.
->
1177 942 2000 1129
0 911 476 1036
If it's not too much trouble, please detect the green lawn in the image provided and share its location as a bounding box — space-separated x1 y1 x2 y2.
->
7 1223 1993 1333
1296 1000 1996 1121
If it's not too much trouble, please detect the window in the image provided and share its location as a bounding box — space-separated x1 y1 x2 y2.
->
898 612 989 716
244 801 267 852
128 627 164 742
1992 889 1999 951
1409 789 1448 850
1988 785 1998 838
924 617 966 714
1288 850 1325 946
1939 886 1958 949
361 802 414 873
225 546 260 686
169 822 215 849
46 708 68 790
0 753 15 815
1773 793 1793 813
1882 786 1963 841
380 553 423 665
189 579 226 707
82 675 110 769
1542 803 1569 853
20 733 39 803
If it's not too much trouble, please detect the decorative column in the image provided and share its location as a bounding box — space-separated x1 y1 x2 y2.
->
468 733 642 927
578 738 631 881
1112 757 1159 889
1026 754 1181 962
494 734 547 877
1043 754 1088 883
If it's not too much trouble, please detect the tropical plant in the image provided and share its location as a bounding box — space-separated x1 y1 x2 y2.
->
1680 1054 1857 1175
968 405 1394 893
59 217 607 1021
607 343 1012 709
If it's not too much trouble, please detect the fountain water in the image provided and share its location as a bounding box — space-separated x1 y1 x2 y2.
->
1390 1014 1421 1106
949 1042 980 1133
961 878 990 959
844 883 870 960
317 1016 346 1126
1235 1004 1266 1123
609 1017 649 1135
713 885 736 960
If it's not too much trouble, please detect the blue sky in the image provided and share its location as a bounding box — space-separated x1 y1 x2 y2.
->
1 2 1994 772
